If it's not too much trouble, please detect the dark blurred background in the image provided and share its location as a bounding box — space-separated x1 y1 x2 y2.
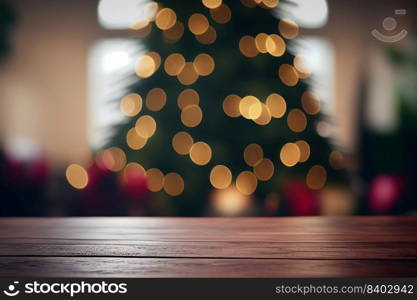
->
1 0 417 216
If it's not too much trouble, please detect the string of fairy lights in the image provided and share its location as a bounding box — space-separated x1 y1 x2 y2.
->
66 0 345 200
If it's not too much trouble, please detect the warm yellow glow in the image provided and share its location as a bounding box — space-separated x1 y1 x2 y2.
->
329 151 345 170
196 26 217 44
301 91 320 115
222 94 241 118
279 64 299 86
189 141 212 165
126 128 147 150
210 165 232 189
181 105 203 128
287 109 307 132
279 18 299 40
236 171 258 195
130 19 150 31
295 140 310 163
255 33 268 53
123 162 145 178
147 51 161 70
254 158 274 181
209 3 232 24
66 164 88 189
100 147 127 172
146 168 164 192
193 53 215 76
188 13 209 35
155 8 177 30
146 88 167 111
164 53 186 76
202 0 222 9
164 172 185 196
178 89 200 110
266 34 285 57
239 35 258 58
210 185 251 216
262 0 280 8
244 144 264 167
306 165 327 190
280 143 300 167
253 103 272 126
266 93 286 118
163 21 184 42
294 56 311 79
120 93 142 117
135 115 157 138
135 55 156 78
177 62 199 85
172 131 194 155
239 96 261 119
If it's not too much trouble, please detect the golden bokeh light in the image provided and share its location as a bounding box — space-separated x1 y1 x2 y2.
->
163 21 184 42
193 53 215 76
262 0 280 8
253 103 272 126
236 171 258 195
222 94 241 118
181 105 203 128
202 0 223 9
295 140 310 163
164 53 186 76
301 91 321 115
239 96 261 119
209 3 232 24
123 162 145 177
66 164 88 189
280 143 300 167
210 185 252 216
130 20 150 31
254 158 274 181
306 165 327 190
120 93 142 117
239 35 258 58
147 51 161 70
210 165 232 189
279 64 299 86
178 89 200 110
294 55 311 79
172 131 194 155
126 128 147 150
188 13 209 35
329 151 345 170
144 1 159 21
195 25 217 44
177 62 199 85
135 115 157 138
164 172 185 196
279 18 299 40
287 108 307 132
266 93 286 118
155 8 177 30
135 55 156 78
100 147 127 172
146 88 167 111
133 22 153 38
255 33 268 53
146 168 164 192
266 34 285 57
190 141 212 165
244 143 264 167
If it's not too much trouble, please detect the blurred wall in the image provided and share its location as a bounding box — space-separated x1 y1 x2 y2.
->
0 0 416 168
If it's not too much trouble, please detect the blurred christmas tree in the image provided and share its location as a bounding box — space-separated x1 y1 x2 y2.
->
94 0 347 216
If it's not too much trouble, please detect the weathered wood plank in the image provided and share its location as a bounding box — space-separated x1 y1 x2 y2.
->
1 257 417 278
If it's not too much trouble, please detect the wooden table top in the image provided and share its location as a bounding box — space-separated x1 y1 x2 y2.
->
0 216 417 277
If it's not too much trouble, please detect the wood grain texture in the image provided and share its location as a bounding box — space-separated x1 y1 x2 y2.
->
0 217 416 277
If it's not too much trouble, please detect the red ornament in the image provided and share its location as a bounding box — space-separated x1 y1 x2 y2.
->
284 181 318 216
